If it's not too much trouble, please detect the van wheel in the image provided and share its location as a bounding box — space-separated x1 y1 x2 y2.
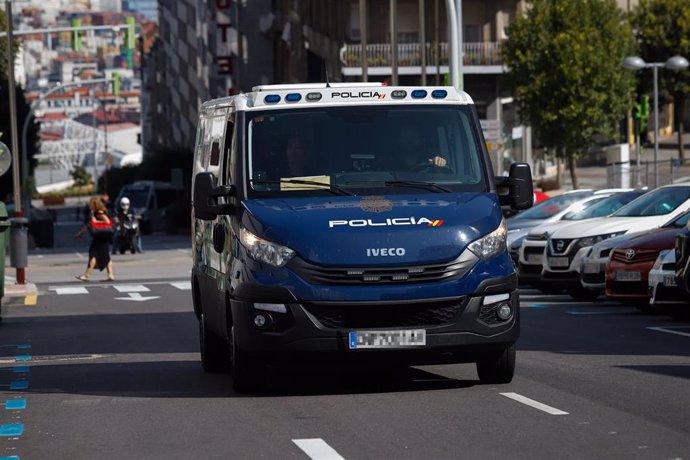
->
230 326 262 393
199 313 230 372
476 344 516 384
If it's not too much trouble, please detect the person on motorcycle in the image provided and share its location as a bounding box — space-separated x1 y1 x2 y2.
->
112 197 143 254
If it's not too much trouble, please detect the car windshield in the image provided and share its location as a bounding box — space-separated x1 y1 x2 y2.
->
562 191 646 220
122 188 149 209
512 191 592 220
613 187 690 217
666 210 690 228
246 105 487 197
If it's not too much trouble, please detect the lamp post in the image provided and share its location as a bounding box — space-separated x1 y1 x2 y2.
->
623 55 689 188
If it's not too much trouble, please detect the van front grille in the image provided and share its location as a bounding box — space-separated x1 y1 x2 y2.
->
288 252 477 285
302 298 467 329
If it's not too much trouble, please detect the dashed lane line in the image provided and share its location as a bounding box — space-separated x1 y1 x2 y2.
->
647 326 690 338
500 392 569 415
53 287 88 295
293 439 345 460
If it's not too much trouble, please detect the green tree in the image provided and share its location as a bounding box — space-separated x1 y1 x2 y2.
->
71 165 92 187
632 0 690 161
502 0 636 188
0 8 19 80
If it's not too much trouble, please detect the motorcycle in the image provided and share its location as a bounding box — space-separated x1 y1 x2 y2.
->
116 213 140 254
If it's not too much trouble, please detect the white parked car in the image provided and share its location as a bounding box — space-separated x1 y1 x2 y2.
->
518 190 645 290
543 184 690 300
649 249 689 319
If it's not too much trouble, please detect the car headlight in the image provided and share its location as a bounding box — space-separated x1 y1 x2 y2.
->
578 232 626 248
468 219 507 260
239 227 295 268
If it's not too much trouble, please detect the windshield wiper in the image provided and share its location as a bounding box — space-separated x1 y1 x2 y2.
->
250 179 355 196
384 180 452 193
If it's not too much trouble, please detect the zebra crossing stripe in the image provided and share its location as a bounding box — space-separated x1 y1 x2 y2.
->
170 281 191 290
54 287 89 295
113 284 150 293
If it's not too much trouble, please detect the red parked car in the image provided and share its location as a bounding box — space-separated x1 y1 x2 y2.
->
605 211 690 303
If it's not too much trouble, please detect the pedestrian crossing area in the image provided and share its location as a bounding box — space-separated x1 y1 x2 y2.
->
48 280 191 296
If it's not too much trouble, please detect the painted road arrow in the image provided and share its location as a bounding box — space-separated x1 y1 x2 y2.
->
115 292 160 302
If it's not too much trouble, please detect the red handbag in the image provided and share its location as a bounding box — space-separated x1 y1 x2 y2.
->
88 219 114 236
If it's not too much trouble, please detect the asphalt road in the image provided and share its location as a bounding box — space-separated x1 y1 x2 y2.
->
2 235 690 458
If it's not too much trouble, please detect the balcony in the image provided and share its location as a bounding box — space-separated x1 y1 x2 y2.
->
340 42 505 77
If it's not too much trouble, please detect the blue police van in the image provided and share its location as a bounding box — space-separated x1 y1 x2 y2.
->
191 83 533 392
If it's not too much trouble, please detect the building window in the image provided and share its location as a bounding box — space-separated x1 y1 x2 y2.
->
464 25 481 43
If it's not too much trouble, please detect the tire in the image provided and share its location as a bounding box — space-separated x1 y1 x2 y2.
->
634 301 655 314
566 286 599 301
230 326 262 393
477 343 516 384
199 313 230 373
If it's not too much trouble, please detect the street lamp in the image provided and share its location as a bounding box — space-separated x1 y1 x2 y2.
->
623 55 690 188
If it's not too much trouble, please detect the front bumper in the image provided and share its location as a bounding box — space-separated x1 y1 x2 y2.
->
605 260 654 299
230 275 519 364
542 246 590 285
518 239 547 284
649 268 687 305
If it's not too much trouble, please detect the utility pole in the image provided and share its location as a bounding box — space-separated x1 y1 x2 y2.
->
419 0 426 85
359 0 367 82
390 0 398 85
455 0 463 89
5 0 20 214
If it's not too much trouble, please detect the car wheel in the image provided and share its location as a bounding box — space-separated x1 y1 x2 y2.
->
566 286 599 301
230 326 262 393
476 343 516 384
199 313 230 373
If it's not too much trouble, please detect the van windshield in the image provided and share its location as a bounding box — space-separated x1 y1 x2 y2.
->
246 105 488 196
122 188 149 209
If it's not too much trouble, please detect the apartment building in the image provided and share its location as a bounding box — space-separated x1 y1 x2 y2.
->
144 0 273 152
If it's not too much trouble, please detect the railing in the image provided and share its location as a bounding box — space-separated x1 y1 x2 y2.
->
341 42 503 68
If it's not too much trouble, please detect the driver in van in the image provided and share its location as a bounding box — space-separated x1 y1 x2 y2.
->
284 135 310 177
398 125 447 169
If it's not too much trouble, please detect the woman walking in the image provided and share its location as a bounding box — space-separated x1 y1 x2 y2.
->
75 197 115 282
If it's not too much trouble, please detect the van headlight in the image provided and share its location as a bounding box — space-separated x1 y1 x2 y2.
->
240 227 295 267
468 219 507 260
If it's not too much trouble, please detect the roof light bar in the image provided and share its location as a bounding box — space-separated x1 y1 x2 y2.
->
263 94 281 104
411 90 428 99
391 90 407 99
285 93 302 102
431 89 448 99
306 92 322 102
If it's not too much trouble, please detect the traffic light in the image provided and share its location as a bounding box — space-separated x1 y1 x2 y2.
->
124 17 136 50
112 72 121 96
71 18 82 51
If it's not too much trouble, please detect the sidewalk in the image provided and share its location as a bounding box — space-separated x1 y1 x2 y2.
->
3 274 38 299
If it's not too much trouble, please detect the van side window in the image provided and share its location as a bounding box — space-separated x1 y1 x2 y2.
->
207 115 226 178
225 114 235 184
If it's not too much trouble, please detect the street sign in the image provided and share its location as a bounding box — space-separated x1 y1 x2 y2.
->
483 129 502 140
0 141 11 177
480 119 502 130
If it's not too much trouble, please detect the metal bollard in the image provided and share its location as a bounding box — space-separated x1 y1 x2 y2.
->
9 217 29 269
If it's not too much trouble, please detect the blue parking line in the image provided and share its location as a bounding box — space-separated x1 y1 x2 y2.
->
4 400 26 411
0 344 30 350
9 382 28 391
523 303 549 308
14 356 31 362
0 424 24 436
12 366 29 374
0 456 20 460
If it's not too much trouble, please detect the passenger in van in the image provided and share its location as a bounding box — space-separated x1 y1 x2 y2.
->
398 125 447 170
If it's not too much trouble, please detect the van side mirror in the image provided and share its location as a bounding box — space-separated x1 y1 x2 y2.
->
193 172 235 220
496 163 534 211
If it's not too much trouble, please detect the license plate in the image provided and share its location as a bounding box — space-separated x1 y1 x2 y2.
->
664 275 677 287
615 271 641 282
583 262 600 274
348 330 426 349
526 254 543 264
548 257 569 268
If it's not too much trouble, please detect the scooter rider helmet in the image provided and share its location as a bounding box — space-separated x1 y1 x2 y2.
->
120 196 130 211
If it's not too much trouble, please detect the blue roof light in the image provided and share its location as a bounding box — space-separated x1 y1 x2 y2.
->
411 89 428 99
264 94 281 104
431 89 448 99
285 93 302 102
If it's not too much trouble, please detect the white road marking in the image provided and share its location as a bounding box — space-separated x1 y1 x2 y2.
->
647 326 690 338
170 281 191 290
566 310 625 315
113 284 150 293
115 292 160 302
500 392 569 415
75 252 85 260
293 438 345 460
54 287 89 295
